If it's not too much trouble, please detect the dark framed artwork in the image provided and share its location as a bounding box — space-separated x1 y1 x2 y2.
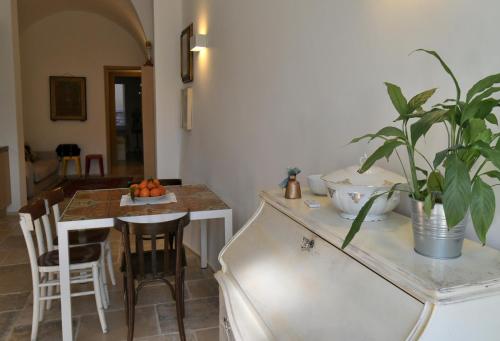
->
50 76 87 121
180 23 194 83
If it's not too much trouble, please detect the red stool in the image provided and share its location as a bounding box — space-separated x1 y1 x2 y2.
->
85 154 104 177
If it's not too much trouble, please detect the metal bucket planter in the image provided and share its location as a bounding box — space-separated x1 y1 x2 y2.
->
410 199 466 259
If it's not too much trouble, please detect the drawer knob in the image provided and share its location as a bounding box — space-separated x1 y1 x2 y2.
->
301 237 315 251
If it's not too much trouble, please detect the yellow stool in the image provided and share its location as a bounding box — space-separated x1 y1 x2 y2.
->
62 156 82 177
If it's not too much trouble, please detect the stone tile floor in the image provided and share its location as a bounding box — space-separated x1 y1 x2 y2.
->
0 214 219 341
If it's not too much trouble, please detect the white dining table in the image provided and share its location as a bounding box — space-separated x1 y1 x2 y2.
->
56 185 233 340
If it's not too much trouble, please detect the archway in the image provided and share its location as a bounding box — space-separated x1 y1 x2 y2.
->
18 0 155 198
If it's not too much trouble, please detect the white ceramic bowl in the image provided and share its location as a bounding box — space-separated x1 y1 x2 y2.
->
307 174 328 196
321 166 406 221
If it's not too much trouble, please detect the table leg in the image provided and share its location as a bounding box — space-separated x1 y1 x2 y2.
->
224 210 233 244
200 220 208 269
58 225 73 340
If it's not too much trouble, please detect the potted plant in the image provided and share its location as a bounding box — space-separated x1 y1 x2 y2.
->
342 50 500 258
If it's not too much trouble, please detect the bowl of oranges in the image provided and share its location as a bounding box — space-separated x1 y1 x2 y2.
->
129 179 168 202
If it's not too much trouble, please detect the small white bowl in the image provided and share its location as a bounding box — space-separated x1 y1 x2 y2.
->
307 174 328 196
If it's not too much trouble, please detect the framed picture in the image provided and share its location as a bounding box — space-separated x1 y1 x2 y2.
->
181 87 193 131
180 23 194 83
50 76 87 121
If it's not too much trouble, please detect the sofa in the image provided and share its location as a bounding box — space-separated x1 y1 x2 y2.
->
26 149 60 198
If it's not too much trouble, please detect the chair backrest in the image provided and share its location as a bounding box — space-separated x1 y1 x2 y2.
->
159 179 182 186
128 179 182 187
42 187 65 222
19 200 54 274
119 212 190 280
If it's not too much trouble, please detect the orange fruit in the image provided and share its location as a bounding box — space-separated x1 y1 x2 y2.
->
134 189 140 197
150 188 161 197
153 179 160 187
130 184 138 189
139 180 148 189
139 188 150 197
159 186 166 195
147 180 155 189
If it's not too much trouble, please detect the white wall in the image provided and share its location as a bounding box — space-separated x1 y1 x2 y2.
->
0 0 27 211
20 11 144 174
175 0 500 268
153 0 183 178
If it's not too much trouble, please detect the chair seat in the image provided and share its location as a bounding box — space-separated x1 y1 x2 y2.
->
54 229 109 246
37 244 101 267
120 249 186 279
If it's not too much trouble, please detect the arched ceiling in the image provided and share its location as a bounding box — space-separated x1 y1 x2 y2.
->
17 0 147 51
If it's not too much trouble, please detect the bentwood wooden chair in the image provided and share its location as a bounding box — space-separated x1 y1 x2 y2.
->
19 200 108 340
118 212 191 341
128 179 182 249
42 187 116 307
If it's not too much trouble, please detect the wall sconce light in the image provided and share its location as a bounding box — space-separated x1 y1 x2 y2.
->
190 34 207 52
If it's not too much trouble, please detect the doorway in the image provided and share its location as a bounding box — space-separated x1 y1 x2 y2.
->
105 68 144 176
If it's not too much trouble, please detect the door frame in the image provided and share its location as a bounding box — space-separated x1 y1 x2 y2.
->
104 66 142 174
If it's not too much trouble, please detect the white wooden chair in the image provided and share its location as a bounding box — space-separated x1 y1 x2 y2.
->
42 187 116 306
19 200 108 340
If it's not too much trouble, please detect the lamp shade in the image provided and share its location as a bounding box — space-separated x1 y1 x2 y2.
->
190 34 207 52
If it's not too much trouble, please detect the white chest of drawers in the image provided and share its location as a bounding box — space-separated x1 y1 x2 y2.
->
215 189 500 341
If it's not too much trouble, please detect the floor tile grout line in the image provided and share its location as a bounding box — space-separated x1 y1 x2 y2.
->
185 277 217 284
74 316 81 341
154 303 162 336
193 326 219 332
0 308 25 314
3 310 19 341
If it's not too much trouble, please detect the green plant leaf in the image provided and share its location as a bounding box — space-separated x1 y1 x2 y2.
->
410 109 449 146
475 141 500 170
374 126 406 140
408 88 437 112
384 82 409 117
443 155 471 228
427 171 444 193
342 192 387 249
350 134 376 144
415 49 461 102
469 86 500 104
486 113 498 125
466 74 500 103
433 149 448 169
433 145 465 168
484 170 500 182
461 98 499 123
463 118 492 144
460 148 481 171
349 126 405 144
358 139 405 173
470 177 495 245
424 193 433 217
